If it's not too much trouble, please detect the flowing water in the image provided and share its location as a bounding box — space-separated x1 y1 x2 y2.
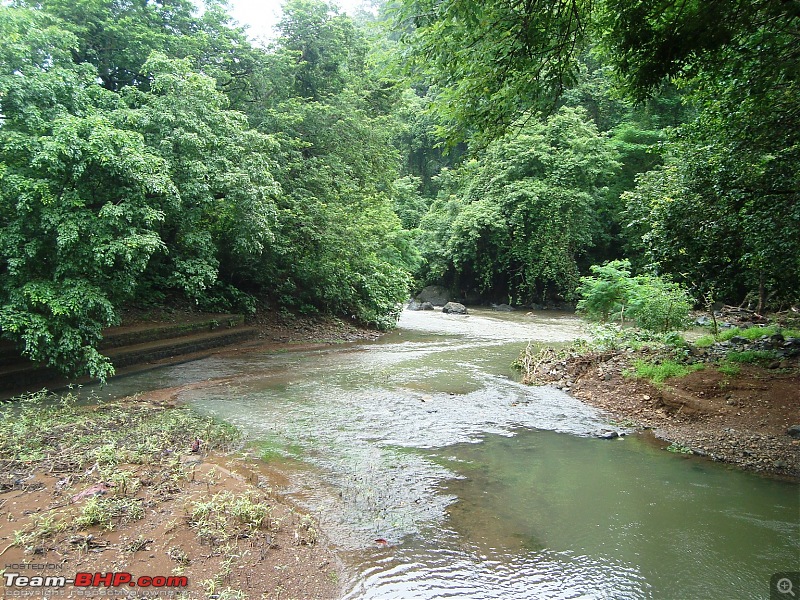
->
92 309 799 599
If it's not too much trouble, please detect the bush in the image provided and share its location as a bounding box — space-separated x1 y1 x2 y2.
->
576 260 634 323
627 276 693 333
577 260 693 333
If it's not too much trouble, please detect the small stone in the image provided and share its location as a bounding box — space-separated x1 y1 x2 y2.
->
786 425 800 439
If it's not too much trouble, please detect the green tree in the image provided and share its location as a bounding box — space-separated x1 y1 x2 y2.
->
275 0 367 101
0 7 282 378
394 0 591 147
0 8 174 378
623 119 800 311
251 89 413 327
121 54 280 306
416 107 619 303
235 2 415 327
16 0 264 108
598 0 799 102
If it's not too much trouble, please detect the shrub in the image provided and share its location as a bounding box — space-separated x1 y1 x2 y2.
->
627 276 693 333
577 260 693 333
718 363 740 377
576 260 635 323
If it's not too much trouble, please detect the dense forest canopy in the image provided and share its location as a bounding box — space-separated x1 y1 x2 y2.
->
0 0 797 379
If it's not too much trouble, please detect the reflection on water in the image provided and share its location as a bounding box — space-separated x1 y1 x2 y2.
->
88 308 799 599
339 429 799 599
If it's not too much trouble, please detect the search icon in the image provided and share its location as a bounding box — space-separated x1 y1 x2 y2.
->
778 578 796 597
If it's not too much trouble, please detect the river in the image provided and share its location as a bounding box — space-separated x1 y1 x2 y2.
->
92 308 799 599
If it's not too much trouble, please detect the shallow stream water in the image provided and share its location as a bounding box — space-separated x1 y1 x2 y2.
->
92 309 799 599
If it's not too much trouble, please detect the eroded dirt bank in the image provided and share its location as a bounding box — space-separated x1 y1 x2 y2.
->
2 451 339 599
1 309 382 599
525 349 800 478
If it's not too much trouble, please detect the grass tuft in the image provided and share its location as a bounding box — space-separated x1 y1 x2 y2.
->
718 363 741 378
625 359 704 385
724 350 779 363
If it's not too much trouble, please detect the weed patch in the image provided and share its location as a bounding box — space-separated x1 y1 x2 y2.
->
666 442 693 454
0 390 240 482
694 334 716 348
702 325 800 343
76 497 145 530
718 363 741 378
624 359 704 385
725 350 779 363
188 490 275 546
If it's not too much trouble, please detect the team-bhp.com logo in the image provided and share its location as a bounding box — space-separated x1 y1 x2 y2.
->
4 572 188 589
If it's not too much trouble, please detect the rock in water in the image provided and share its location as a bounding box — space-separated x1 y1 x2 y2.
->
420 302 434 310
442 302 467 315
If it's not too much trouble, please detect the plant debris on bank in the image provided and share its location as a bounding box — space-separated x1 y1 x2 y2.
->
517 318 800 478
0 391 340 599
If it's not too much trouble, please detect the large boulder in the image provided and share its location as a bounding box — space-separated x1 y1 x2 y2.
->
415 285 450 306
442 302 467 315
420 302 434 311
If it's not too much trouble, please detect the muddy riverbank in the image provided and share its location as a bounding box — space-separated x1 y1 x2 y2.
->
523 347 800 478
0 310 378 599
0 394 342 599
